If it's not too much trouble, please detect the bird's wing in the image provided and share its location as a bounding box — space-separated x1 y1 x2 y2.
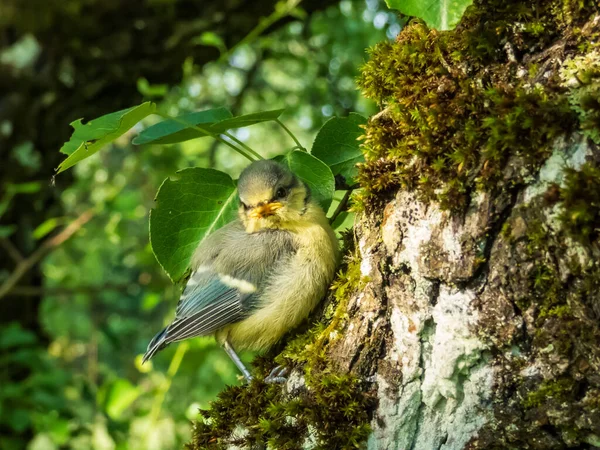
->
172 270 253 339
143 270 253 362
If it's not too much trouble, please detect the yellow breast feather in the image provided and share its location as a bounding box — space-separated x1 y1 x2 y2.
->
216 203 339 351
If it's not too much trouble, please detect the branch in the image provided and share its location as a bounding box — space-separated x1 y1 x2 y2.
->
0 209 95 300
156 112 257 162
218 0 302 64
276 118 306 151
1 238 24 263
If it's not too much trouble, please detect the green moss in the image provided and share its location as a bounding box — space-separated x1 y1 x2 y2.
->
186 254 373 450
524 219 548 255
560 50 600 143
537 304 572 320
187 371 372 450
522 378 576 409
558 162 600 244
500 222 512 240
275 253 368 372
354 0 600 212
481 202 600 448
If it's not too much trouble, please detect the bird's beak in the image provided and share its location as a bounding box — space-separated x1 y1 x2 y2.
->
249 202 283 219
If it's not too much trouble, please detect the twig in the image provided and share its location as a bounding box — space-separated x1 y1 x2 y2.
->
209 53 263 167
0 209 95 300
218 0 302 63
1 238 24 263
329 189 353 225
208 140 220 168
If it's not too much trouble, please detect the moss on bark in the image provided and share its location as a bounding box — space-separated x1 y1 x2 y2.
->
472 182 600 448
355 0 598 213
356 0 600 447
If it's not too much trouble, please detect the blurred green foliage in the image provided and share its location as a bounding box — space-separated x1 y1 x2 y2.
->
1 1 400 448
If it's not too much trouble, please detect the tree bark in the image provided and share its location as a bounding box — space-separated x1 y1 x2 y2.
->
341 135 599 450
189 1 600 449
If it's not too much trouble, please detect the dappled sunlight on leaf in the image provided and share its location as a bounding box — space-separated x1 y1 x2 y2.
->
58 103 156 173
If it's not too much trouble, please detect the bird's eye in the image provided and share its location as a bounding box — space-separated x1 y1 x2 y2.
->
276 187 287 199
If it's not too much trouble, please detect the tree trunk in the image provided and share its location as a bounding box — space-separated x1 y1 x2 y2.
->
189 1 600 449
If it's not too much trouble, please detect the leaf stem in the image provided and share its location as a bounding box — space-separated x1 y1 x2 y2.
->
213 136 256 162
155 112 256 162
223 132 264 160
149 341 189 425
276 119 306 151
329 189 353 225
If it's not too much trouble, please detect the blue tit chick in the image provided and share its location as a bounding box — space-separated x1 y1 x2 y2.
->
143 160 339 381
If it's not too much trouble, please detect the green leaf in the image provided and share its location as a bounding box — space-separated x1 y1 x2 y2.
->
191 32 227 54
32 217 63 240
278 150 335 211
104 379 140 420
0 225 16 238
132 107 233 145
327 191 356 237
57 102 156 173
311 113 366 185
0 323 37 349
385 0 473 30
332 211 355 236
133 108 285 146
7 409 30 432
150 168 238 282
137 77 168 98
0 182 42 219
7 181 42 194
209 109 285 133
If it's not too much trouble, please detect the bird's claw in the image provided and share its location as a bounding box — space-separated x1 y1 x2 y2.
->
264 365 288 384
241 374 253 383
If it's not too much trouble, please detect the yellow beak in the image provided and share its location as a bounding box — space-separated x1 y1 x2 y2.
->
249 202 282 219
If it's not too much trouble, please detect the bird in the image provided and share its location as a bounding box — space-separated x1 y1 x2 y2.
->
143 159 339 382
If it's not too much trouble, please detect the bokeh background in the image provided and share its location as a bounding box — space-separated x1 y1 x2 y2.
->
0 1 400 448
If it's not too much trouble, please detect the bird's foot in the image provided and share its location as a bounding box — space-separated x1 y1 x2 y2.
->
240 374 253 383
264 365 288 384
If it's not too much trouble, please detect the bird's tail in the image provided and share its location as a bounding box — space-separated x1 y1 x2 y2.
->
142 327 169 364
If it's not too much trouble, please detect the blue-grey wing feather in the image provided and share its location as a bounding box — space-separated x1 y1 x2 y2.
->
175 270 235 317
167 277 248 341
143 274 250 362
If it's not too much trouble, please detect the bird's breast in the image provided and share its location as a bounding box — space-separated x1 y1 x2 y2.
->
217 214 339 351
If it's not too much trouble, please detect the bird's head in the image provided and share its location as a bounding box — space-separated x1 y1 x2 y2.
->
237 160 309 233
